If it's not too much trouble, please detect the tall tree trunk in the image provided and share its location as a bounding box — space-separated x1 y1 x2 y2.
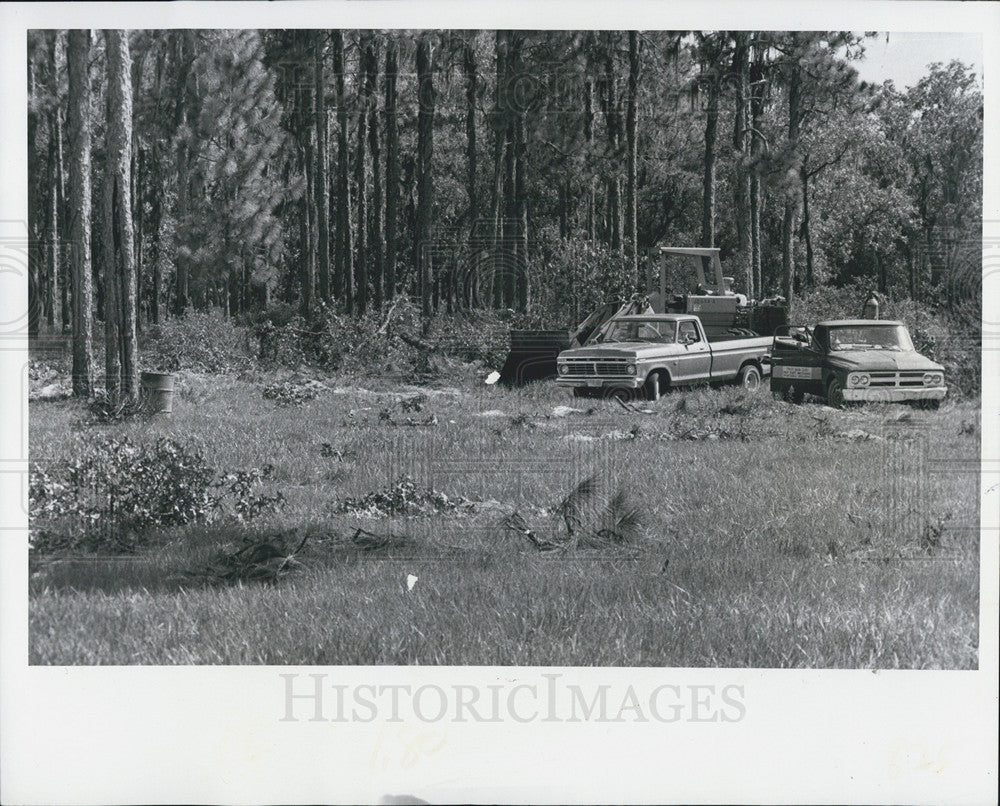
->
364 35 383 310
315 32 330 303
781 65 801 304
732 32 753 298
27 39 42 337
150 177 162 324
45 31 61 331
584 78 596 242
625 31 640 287
491 32 507 308
58 97 70 333
602 34 622 253
509 32 528 312
502 75 516 305
332 31 353 313
301 118 316 315
416 33 435 323
104 30 138 403
172 31 194 315
749 50 765 297
68 30 93 396
134 147 144 330
384 34 399 301
700 76 718 255
463 35 478 300
46 118 60 330
355 32 371 315
801 166 814 287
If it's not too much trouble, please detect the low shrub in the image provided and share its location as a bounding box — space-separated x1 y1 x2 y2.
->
143 308 255 374
30 436 284 553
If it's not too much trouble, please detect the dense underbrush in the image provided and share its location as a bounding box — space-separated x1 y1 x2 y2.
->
136 283 980 397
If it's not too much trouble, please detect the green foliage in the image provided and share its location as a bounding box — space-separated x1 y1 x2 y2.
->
30 437 284 553
144 308 255 373
530 238 636 328
179 30 293 300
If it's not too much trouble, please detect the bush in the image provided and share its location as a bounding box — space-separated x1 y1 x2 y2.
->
529 239 636 328
143 308 255 374
30 437 284 553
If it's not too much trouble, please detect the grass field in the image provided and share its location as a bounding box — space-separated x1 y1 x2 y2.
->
28 368 981 667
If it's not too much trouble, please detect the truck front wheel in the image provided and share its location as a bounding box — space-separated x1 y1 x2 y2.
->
737 364 762 392
827 377 845 408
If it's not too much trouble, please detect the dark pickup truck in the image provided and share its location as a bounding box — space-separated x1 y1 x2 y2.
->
769 319 947 408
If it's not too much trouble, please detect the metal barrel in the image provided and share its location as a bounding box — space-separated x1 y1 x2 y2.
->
140 371 175 415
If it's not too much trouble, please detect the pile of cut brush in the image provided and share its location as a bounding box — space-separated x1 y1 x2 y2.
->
190 531 309 584
335 475 475 518
501 475 649 553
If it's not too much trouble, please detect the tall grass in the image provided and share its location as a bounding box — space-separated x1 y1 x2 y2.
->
29 374 980 667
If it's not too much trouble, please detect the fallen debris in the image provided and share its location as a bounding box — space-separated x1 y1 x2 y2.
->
262 381 319 406
193 531 309 584
350 526 412 551
835 429 886 442
336 476 475 518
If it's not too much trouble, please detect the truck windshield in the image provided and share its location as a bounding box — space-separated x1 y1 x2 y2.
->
594 320 677 344
827 325 914 352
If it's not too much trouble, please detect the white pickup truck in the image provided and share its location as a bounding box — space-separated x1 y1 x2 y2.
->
556 313 772 401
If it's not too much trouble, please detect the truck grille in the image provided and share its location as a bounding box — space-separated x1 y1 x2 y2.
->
868 371 928 388
563 359 631 377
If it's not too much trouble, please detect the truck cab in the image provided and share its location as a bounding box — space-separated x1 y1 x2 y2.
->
769 319 947 408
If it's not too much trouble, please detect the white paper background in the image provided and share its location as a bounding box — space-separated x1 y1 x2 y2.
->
1 2 997 804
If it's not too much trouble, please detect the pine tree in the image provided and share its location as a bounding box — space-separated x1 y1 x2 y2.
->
103 30 138 403
416 33 435 322
384 33 399 301
68 29 93 396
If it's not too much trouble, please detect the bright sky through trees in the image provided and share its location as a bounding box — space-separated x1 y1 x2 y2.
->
853 32 982 88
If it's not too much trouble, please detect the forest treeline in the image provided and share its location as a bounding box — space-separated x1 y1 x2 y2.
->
27 29 982 401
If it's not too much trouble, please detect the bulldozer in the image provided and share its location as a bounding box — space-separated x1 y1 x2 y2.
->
497 246 787 386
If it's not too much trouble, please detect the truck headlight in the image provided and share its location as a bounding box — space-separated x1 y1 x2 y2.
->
626 364 636 375
923 372 943 386
848 373 870 387
558 364 568 375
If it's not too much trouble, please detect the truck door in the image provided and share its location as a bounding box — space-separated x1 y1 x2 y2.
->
674 320 712 383
770 327 824 397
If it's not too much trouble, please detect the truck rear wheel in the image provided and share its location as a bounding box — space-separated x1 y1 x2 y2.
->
737 364 762 392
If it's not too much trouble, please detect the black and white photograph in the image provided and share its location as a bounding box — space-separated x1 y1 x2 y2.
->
1 1 997 803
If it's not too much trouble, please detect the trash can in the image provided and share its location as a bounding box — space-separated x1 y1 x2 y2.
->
140 371 175 415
